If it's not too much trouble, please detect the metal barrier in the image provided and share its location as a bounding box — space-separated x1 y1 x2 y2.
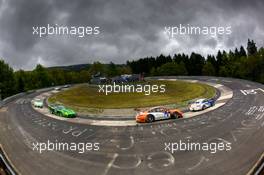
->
247 152 264 175
0 146 18 175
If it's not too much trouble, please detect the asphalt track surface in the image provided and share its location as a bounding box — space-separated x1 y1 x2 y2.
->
0 76 264 175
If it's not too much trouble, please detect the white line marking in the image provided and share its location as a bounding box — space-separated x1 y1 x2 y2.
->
258 88 264 93
256 114 264 120
217 93 233 101
102 153 118 175
118 136 134 150
186 156 209 173
240 90 247 95
213 84 223 88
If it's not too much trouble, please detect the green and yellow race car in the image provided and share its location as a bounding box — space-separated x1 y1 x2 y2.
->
48 104 76 118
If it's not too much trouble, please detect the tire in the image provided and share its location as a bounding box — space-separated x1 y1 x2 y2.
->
146 115 155 123
171 112 178 119
202 105 206 110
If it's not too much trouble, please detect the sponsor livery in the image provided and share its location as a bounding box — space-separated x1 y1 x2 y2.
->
189 98 215 111
136 106 183 123
48 104 76 118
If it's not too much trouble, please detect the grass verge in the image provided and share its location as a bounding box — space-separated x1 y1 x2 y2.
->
48 80 216 109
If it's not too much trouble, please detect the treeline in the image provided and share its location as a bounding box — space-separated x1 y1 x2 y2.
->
127 39 264 83
0 39 263 99
0 61 131 99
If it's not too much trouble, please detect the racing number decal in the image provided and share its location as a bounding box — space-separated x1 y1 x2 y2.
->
164 111 170 119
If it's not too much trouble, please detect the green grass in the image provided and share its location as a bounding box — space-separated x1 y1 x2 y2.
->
48 80 216 109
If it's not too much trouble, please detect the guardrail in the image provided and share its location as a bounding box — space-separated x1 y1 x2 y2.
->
247 152 264 175
0 87 56 108
0 87 55 175
0 92 27 107
0 146 18 175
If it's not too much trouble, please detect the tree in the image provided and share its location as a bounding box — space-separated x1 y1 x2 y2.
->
202 62 216 76
239 46 247 57
49 69 66 85
156 54 172 67
247 39 257 56
215 50 223 75
207 55 217 71
156 62 178 76
188 53 205 75
65 71 80 83
178 61 188 75
15 70 26 92
79 70 91 82
0 60 15 99
156 62 187 76
32 64 52 88
107 62 119 77
234 48 240 58
150 67 157 76
118 66 132 75
219 66 229 77
88 62 106 75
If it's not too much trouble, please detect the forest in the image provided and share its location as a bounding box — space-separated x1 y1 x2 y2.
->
0 39 263 99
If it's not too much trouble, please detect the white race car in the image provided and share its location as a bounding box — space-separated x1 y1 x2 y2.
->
54 87 61 91
33 98 44 108
189 98 215 111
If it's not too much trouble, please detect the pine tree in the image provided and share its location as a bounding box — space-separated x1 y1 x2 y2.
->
247 39 257 56
239 46 247 57
215 50 223 75
0 60 16 99
202 62 216 76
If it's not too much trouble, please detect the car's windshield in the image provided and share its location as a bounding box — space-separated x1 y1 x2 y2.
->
149 107 165 112
149 109 157 112
57 106 65 110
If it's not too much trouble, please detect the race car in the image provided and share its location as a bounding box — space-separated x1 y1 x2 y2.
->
48 104 76 118
189 98 215 111
54 87 61 91
33 98 44 108
136 106 183 123
62 85 71 88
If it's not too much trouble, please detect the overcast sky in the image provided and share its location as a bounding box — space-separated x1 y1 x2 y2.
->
0 0 263 70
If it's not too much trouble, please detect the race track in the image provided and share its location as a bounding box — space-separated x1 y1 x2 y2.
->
0 76 264 175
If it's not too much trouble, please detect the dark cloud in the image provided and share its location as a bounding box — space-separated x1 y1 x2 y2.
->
0 0 263 70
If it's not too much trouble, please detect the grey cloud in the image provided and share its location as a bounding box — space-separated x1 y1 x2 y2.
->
0 0 263 70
